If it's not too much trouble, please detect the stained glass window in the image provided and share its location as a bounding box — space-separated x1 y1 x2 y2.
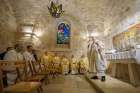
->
57 23 70 44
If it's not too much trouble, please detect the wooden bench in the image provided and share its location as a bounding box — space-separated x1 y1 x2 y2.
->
26 61 49 83
0 60 42 93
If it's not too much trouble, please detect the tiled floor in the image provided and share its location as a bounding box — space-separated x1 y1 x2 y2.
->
43 75 97 93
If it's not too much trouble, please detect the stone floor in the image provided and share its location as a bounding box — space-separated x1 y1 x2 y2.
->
43 75 97 93
85 74 140 93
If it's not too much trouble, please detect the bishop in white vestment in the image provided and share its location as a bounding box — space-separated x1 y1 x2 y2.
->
90 37 106 81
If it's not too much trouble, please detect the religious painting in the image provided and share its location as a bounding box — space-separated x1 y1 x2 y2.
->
57 23 70 44
113 23 140 51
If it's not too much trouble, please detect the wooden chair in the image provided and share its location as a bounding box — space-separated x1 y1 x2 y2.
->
38 58 60 81
35 61 50 75
39 61 53 83
47 61 58 78
40 59 57 77
22 61 45 83
28 61 50 84
37 61 52 83
0 60 42 93
15 61 45 92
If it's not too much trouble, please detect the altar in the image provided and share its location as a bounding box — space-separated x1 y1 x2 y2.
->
106 47 140 86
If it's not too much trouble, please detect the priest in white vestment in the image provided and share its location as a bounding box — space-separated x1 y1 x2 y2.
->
61 56 70 75
70 55 78 75
90 37 106 81
87 36 96 73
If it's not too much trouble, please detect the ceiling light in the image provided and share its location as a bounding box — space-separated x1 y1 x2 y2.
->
34 30 43 37
21 25 34 33
82 35 87 40
24 34 31 37
91 32 100 37
21 36 31 40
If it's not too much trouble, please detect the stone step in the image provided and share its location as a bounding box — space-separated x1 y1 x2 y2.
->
85 74 140 93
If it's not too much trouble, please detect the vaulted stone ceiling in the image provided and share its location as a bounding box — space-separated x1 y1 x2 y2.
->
0 0 140 51
3 0 138 35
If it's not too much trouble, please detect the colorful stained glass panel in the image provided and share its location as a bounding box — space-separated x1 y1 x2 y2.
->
57 23 70 44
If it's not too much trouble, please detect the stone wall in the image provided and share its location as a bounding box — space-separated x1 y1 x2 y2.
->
0 0 17 52
39 16 87 58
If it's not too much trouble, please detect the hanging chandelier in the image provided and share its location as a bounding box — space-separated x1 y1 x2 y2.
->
48 0 64 18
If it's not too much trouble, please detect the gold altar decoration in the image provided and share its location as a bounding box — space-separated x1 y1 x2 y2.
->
113 23 140 51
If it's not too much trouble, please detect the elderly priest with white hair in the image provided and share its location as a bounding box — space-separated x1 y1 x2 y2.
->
87 36 106 82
